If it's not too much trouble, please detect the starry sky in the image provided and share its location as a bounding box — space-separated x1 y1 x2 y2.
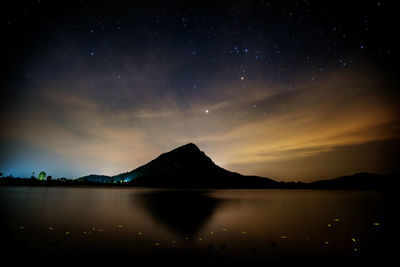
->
1 0 398 181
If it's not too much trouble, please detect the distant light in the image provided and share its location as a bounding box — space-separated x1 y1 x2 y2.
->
90 52 95 56
360 45 364 49
205 109 209 114
241 76 244 80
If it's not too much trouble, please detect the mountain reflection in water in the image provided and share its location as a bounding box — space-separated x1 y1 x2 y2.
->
133 189 221 236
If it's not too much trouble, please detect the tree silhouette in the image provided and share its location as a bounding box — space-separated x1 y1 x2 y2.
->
38 171 46 181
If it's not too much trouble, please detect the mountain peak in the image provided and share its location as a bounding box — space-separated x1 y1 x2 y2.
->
156 142 210 165
168 143 201 154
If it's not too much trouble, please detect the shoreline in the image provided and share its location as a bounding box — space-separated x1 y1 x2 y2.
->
0 177 395 191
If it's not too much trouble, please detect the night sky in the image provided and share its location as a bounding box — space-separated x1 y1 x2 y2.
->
1 0 398 181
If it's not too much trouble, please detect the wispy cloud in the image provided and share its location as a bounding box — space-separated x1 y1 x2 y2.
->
1 54 399 179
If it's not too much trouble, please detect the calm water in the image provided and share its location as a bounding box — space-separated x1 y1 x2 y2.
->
0 187 392 265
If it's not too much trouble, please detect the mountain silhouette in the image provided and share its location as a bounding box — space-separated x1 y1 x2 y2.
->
77 174 112 183
308 171 398 190
75 143 397 190
111 143 279 188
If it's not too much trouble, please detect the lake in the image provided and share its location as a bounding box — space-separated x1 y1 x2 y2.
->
0 186 393 265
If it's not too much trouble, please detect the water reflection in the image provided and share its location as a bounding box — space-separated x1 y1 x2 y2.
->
134 190 221 235
0 187 390 265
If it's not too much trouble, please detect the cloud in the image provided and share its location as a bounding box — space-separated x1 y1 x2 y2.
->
191 71 399 166
1 52 399 179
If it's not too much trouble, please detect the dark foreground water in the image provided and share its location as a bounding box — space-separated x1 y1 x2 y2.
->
0 187 393 265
